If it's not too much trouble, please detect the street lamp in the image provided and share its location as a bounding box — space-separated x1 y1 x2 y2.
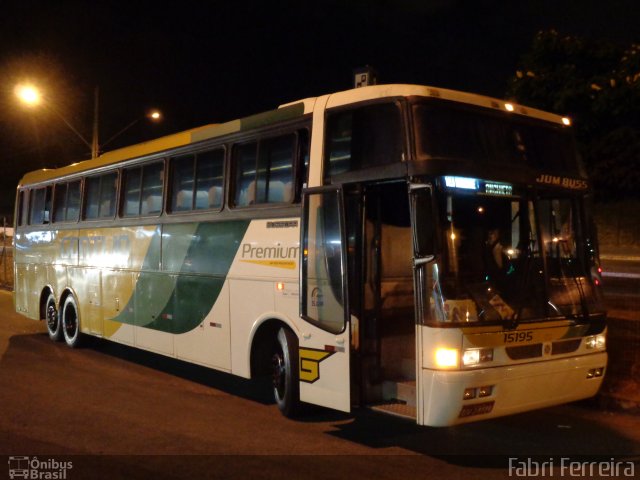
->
14 83 161 159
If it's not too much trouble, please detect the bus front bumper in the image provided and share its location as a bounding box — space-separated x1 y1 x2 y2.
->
419 352 607 427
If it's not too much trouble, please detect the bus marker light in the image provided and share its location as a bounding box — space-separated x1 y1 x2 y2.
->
435 348 459 368
562 117 571 126
276 282 285 291
478 385 493 397
504 103 515 112
463 388 476 400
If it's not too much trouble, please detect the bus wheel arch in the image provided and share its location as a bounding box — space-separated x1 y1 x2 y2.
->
60 290 84 348
40 287 63 342
250 319 301 417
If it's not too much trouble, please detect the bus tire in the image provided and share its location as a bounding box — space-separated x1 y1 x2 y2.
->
62 295 84 348
45 292 63 342
272 327 300 418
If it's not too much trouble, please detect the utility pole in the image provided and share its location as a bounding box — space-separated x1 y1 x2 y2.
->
91 86 100 159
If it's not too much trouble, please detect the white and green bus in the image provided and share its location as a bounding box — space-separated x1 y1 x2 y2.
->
14 84 607 426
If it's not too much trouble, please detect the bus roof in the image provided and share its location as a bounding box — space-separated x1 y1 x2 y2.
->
19 84 568 187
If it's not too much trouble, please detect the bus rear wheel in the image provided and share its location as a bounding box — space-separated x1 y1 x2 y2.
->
45 293 63 342
272 327 300 418
62 295 84 348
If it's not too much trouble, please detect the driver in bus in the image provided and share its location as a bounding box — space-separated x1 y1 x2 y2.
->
484 227 508 286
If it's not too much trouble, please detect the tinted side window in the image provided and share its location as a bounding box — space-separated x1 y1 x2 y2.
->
123 162 164 216
66 181 81 222
17 190 29 227
195 149 224 210
53 183 68 223
233 142 258 207
85 172 118 219
257 134 294 203
233 134 295 207
170 149 224 212
29 186 52 225
53 180 81 223
324 103 403 180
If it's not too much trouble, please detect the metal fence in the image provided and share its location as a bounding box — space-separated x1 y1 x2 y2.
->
0 218 13 290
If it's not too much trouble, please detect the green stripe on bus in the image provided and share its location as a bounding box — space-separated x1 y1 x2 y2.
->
110 220 250 334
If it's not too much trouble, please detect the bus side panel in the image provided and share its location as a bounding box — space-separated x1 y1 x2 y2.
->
229 279 276 378
68 267 103 336
14 263 32 318
103 270 135 345
175 280 232 370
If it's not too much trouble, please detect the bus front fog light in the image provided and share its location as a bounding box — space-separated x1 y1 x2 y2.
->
463 388 476 400
594 367 604 377
462 349 479 366
478 385 493 397
587 369 595 379
462 348 493 366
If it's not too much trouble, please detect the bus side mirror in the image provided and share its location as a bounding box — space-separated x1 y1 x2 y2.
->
410 184 436 259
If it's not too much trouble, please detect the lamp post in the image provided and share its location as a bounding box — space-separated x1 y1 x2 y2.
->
14 83 161 159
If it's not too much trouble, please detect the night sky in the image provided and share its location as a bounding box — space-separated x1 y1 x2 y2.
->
0 0 638 216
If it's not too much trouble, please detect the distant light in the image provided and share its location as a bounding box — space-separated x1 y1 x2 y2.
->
504 103 515 112
477 206 484 213
450 232 456 241
562 117 571 126
15 84 41 106
148 110 161 120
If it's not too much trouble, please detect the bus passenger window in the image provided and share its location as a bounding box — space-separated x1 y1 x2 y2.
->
141 162 164 215
195 149 224 210
29 186 52 225
66 181 81 222
85 172 118 219
17 190 28 226
170 150 222 212
233 134 295 207
233 142 258 206
53 183 68 223
258 134 294 203
54 181 81 223
171 154 195 212
123 167 143 216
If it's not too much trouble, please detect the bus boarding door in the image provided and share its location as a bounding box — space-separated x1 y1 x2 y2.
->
299 186 351 412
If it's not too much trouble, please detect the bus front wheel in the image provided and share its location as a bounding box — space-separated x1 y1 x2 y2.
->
45 293 63 342
272 327 300 418
62 295 84 348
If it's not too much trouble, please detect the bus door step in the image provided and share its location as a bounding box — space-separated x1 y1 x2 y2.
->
370 401 417 420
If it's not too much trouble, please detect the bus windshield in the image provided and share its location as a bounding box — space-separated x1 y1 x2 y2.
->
430 183 603 324
413 101 583 176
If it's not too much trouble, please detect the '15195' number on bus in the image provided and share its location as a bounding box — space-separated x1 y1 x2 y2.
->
504 331 534 344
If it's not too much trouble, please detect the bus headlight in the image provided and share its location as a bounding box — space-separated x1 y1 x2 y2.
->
585 334 606 350
462 348 494 366
435 348 459 368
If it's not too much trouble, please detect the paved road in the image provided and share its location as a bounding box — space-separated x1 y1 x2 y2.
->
0 290 638 479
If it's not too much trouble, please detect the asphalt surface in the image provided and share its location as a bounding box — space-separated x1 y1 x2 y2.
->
0 290 639 479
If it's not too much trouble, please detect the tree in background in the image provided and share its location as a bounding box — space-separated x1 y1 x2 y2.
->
507 30 640 200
